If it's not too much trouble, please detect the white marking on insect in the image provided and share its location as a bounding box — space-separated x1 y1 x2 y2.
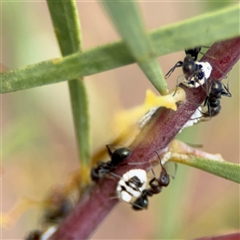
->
183 62 212 88
40 226 57 240
116 169 147 203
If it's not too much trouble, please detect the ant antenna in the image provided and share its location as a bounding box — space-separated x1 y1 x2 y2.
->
172 74 184 97
153 150 166 172
154 150 177 179
106 144 113 157
222 80 232 97
171 163 178 180
109 172 121 180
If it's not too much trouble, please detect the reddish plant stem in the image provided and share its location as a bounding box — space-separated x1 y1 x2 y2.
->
194 232 240 240
51 37 240 240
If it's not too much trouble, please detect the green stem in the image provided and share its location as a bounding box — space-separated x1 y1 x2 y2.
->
47 0 91 178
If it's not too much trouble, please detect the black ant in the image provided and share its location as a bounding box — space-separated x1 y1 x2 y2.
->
165 47 212 88
24 188 73 240
25 230 42 240
185 47 202 61
202 80 232 118
42 195 72 227
132 152 170 210
91 145 131 182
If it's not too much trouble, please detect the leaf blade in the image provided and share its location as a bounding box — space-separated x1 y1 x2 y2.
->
47 0 91 180
1 4 239 93
173 156 240 183
102 1 167 94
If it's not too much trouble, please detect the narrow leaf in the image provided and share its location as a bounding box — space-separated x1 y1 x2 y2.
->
102 0 167 94
165 140 240 183
1 5 239 93
172 155 240 183
47 0 91 182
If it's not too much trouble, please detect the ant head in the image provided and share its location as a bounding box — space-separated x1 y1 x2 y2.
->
90 167 100 182
111 148 131 166
210 80 222 94
185 47 201 61
158 169 170 187
154 151 170 187
182 55 197 79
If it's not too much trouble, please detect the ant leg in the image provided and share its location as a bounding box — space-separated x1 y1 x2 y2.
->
109 194 119 200
108 172 121 180
172 74 185 97
127 161 151 165
201 100 211 118
106 144 113 157
222 81 232 97
154 150 167 173
165 61 183 79
171 163 178 180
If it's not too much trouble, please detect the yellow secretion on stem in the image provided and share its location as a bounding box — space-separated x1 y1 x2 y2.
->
115 87 186 132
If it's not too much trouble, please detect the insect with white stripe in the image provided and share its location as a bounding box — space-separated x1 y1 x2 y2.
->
25 226 57 240
116 169 148 204
132 152 170 210
165 47 212 88
116 152 171 210
24 188 73 240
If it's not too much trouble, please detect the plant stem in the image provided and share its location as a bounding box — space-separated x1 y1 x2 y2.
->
51 37 240 240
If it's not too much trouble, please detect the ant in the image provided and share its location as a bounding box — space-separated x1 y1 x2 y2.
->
165 47 212 88
24 187 73 240
25 230 42 240
202 80 232 118
25 228 57 240
91 145 131 182
131 152 170 210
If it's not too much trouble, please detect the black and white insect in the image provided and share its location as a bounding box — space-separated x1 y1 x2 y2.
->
131 154 170 210
43 196 72 227
165 47 212 88
202 80 232 118
91 145 131 182
25 226 58 240
116 169 148 203
115 152 171 210
25 188 73 240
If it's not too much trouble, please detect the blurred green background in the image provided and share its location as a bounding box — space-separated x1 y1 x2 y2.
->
2 1 239 239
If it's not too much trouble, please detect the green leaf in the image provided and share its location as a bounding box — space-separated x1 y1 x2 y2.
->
47 0 91 176
102 0 167 94
166 140 240 183
1 4 239 93
151 4 240 55
177 157 240 183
